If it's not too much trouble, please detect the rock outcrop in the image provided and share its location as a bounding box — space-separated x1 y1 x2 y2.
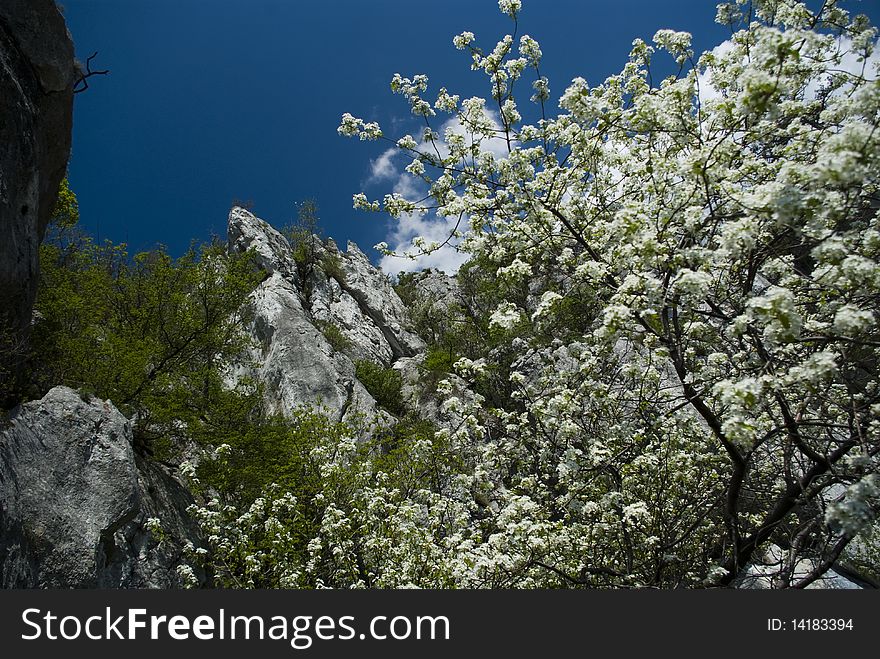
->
227 207 424 426
333 241 425 360
411 270 462 318
97 454 205 588
0 0 77 337
0 387 201 588
242 268 378 426
308 237 424 366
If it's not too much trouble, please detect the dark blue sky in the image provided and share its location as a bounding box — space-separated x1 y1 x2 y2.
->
60 0 878 265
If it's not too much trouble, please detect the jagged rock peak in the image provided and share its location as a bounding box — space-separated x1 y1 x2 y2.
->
227 206 298 280
226 206 425 365
334 241 425 360
223 206 429 428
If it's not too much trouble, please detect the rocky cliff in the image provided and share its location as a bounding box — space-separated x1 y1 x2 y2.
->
0 0 76 340
227 207 424 427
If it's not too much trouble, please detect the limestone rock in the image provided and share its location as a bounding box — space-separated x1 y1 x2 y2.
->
99 456 205 588
310 268 394 365
226 207 426 425
241 270 376 426
413 270 462 314
0 387 201 588
306 237 425 366
228 206 299 282
335 241 425 359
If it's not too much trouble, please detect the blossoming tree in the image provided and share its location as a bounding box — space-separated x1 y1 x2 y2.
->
185 0 879 589
336 0 880 587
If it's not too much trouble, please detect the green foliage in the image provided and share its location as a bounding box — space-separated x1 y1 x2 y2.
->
50 177 80 229
422 344 456 375
197 407 351 507
316 319 351 353
355 359 405 416
283 199 347 299
289 230 316 267
393 271 420 307
284 199 321 270
371 415 462 495
31 235 263 453
320 252 346 283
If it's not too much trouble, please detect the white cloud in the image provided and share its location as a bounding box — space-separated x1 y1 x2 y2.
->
370 109 510 276
433 112 512 161
803 35 879 99
696 39 736 105
367 148 398 183
379 216 469 275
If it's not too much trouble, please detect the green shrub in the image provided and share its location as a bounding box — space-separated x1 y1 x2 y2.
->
51 177 80 229
320 253 346 283
197 407 350 506
370 415 461 494
287 227 315 267
355 359 405 416
393 271 420 307
317 320 351 353
423 344 456 375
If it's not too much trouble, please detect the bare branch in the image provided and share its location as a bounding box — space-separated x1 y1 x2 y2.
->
73 52 110 94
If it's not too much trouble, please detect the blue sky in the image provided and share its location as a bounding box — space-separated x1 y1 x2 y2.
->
61 0 878 271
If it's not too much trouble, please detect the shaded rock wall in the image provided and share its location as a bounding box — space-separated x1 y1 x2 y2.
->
0 387 201 588
0 0 76 337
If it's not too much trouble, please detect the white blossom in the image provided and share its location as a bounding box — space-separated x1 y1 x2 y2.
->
498 0 522 18
833 305 874 336
489 301 523 330
453 31 476 50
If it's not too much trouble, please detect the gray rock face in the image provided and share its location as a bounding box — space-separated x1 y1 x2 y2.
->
404 269 465 345
0 388 137 587
310 266 396 366
336 242 425 360
243 270 377 426
0 0 76 337
299 231 425 367
413 270 462 315
227 207 424 425
227 206 299 281
0 387 201 588
100 455 205 588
